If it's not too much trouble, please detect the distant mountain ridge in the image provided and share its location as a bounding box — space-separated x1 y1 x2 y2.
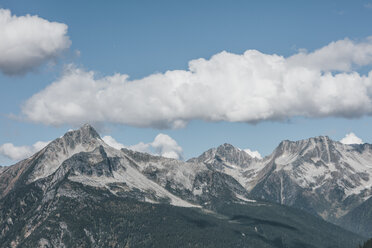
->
191 136 372 236
0 125 368 247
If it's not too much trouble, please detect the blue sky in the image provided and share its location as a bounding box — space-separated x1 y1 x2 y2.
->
1 0 372 165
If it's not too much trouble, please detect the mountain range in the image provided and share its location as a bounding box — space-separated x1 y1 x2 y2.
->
0 124 371 247
190 137 372 236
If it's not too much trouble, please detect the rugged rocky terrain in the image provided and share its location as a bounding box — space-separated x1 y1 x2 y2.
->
0 125 368 247
191 137 372 236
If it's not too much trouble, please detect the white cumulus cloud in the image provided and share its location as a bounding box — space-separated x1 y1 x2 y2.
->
21 37 372 128
288 37 372 71
0 9 71 75
102 134 183 160
0 140 50 161
151 134 183 159
340 132 364 145
102 135 126 150
243 148 262 159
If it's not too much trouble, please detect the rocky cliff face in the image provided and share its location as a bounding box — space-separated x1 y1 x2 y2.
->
251 137 372 222
0 125 253 210
192 136 372 233
0 125 368 247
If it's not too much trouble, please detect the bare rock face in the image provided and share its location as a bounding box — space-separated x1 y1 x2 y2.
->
192 136 372 234
0 124 254 209
188 143 256 169
0 124 105 198
0 125 369 247
28 124 105 183
252 137 372 223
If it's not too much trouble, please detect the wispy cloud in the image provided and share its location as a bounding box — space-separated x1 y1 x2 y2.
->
364 3 372 9
0 9 70 76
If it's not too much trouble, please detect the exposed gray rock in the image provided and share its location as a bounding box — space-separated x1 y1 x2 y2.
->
191 136 372 236
1 124 371 243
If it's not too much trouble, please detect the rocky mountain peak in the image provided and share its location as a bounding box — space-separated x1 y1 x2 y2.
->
81 123 100 137
42 124 102 155
278 135 331 149
216 143 239 153
275 135 340 163
250 135 372 224
215 143 254 161
217 143 236 149
26 124 105 182
63 124 101 143
0 131 367 247
188 143 256 170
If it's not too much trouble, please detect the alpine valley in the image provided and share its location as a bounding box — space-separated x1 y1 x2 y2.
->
0 124 371 247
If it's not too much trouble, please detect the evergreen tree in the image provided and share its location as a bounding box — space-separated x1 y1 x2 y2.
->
360 238 372 248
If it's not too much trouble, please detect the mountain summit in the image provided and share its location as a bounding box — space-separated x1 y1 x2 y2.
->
188 143 257 169
28 124 105 182
191 136 372 236
0 125 368 246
